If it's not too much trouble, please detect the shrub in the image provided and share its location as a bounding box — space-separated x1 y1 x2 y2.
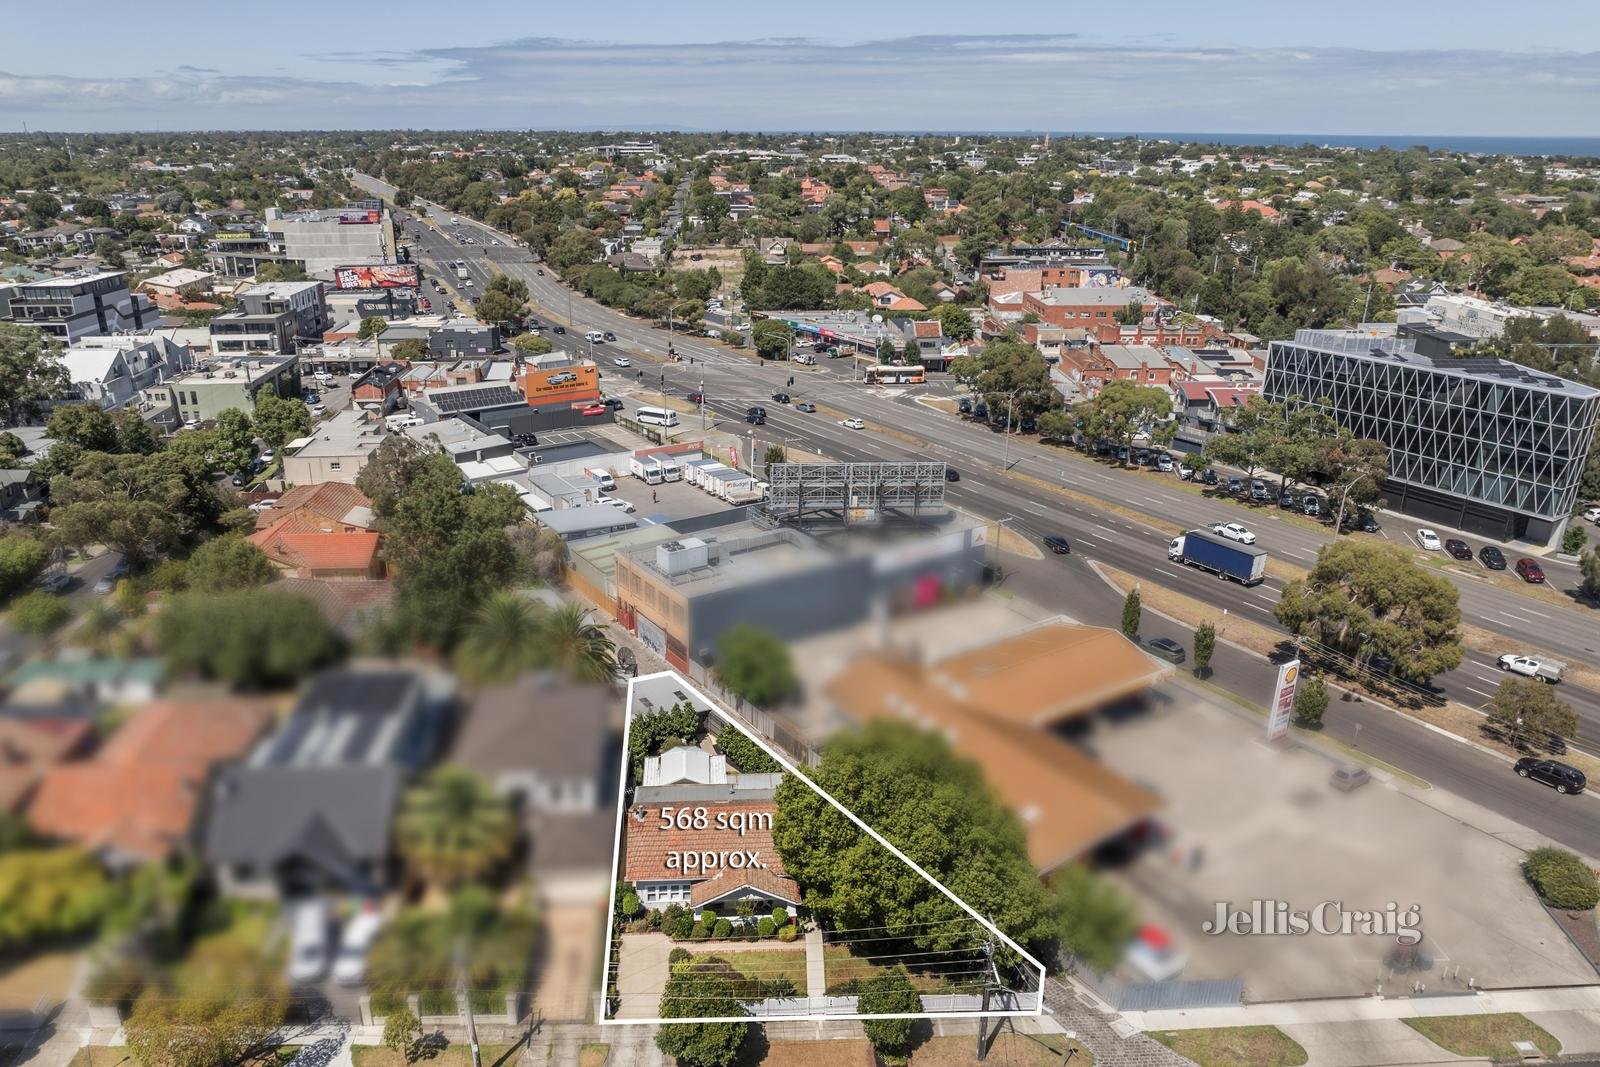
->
9 591 71 636
1564 524 1589 555
712 918 734 939
757 917 776 938
690 922 708 940
668 947 691 967
669 911 695 939
777 924 798 943
714 729 782 774
621 892 641 920
646 908 663 930
1524 846 1600 910
770 906 788 926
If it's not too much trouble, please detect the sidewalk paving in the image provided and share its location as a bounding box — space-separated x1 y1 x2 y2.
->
1124 984 1600 1032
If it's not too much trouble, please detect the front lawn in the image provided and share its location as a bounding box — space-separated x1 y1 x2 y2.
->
366 904 535 1017
822 943 980 996
1402 1013 1561 1059
1151 1026 1307 1067
579 1044 610 1067
693 947 808 993
352 1046 516 1067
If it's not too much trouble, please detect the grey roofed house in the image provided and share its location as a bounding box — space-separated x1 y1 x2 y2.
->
202 667 449 898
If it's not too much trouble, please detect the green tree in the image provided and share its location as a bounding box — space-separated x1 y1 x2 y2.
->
752 319 794 361
355 433 427 516
390 337 430 361
1036 409 1073 442
0 324 69 425
858 967 920 1056
947 356 982 388
1491 677 1579 751
1275 540 1463 683
713 728 782 774
714 624 798 707
0 431 25 467
539 601 618 684
212 407 257 477
124 938 289 1067
655 957 752 1067
46 403 118 452
0 536 47 600
512 332 553 356
9 591 71 636
476 288 523 327
773 720 1056 954
547 229 604 272
1076 379 1175 463
24 192 61 229
357 315 389 359
48 450 222 564
1562 524 1588 556
1319 434 1389 532
252 392 312 451
763 444 787 466
1120 588 1142 640
1294 674 1329 726
382 1006 422 1064
935 302 974 341
0 847 110 953
975 341 1054 422
1193 621 1216 677
1582 546 1600 602
1051 863 1138 973
251 261 307 283
453 590 545 684
184 534 274 592
156 588 341 688
1181 452 1211 479
395 766 517 888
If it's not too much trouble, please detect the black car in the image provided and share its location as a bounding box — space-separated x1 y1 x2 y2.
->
1478 545 1507 570
771 392 790 403
1043 534 1071 555
1019 417 1037 434
972 402 988 420
510 432 538 446
1444 538 1472 560
1146 637 1186 664
1515 757 1586 794
1279 491 1297 509
603 331 617 341
687 391 704 404
1201 469 1219 486
745 406 767 425
603 397 625 410
957 398 973 414
553 325 566 334
944 468 960 482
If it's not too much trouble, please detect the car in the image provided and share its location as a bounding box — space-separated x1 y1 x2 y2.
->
332 906 385 986
944 467 960 482
1360 513 1380 533
93 560 129 594
771 392 790 403
1301 496 1321 517
687 391 705 404
1135 449 1152 467
795 402 816 413
308 402 326 416
313 371 333 385
1514 757 1586 794
599 496 637 513
247 498 280 513
1443 538 1472 560
1116 446 1131 464
1225 476 1244 494
1515 557 1547 583
1201 469 1219 486
1179 465 1196 481
580 404 607 416
1145 637 1186 664
553 325 566 334
511 432 538 446
1279 491 1297 509
613 357 632 368
1330 764 1372 792
1478 545 1507 570
1499 653 1565 682
603 397 625 410
1215 522 1257 545
1155 453 1174 473
841 418 865 430
287 899 331 983
1585 505 1600 524
37 571 72 594
957 398 972 414
536 267 545 275
1416 529 1442 551
230 471 248 487
603 331 617 341
1043 534 1071 554
301 390 321 404
1249 481 1269 501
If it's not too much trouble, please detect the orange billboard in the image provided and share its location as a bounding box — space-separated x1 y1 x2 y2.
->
520 363 600 407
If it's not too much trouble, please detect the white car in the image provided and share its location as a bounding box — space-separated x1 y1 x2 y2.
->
313 371 333 385
1215 522 1257 545
332 907 384 986
1585 506 1600 524
248 498 280 513
614 357 632 368
1498 653 1565 683
599 496 636 513
287 899 331 984
840 418 865 430
1417 529 1442 551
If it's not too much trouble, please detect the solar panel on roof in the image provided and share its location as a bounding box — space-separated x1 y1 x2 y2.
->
431 384 521 412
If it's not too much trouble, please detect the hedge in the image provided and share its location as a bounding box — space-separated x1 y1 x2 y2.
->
1524 846 1600 910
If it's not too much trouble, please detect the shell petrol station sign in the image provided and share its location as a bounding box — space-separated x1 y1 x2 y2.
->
519 363 600 407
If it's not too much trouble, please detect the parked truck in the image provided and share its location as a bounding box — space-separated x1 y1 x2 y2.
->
659 456 682 482
1168 529 1268 585
629 456 663 485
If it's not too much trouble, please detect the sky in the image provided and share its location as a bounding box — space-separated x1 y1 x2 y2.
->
3 0 1599 134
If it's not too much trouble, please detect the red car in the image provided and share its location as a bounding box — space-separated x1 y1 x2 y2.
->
579 403 607 416
1515 558 1546 583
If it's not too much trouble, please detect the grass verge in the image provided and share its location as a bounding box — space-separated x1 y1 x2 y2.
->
1094 561 1283 658
1401 1013 1560 1059
911 1034 1091 1065
579 1044 610 1067
352 1047 515 1067
1150 1025 1307 1067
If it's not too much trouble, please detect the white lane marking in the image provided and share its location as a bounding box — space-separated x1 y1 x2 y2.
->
1024 502 1047 514
1243 602 1271 613
1254 592 1278 603
1463 685 1496 700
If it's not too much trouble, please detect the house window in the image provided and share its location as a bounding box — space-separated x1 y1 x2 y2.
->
330 462 342 471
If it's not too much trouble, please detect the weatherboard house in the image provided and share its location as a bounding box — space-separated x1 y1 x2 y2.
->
623 745 799 914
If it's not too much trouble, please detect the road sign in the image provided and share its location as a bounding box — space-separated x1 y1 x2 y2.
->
1266 659 1301 742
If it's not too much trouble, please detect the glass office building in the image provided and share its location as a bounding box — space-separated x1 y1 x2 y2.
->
1264 328 1600 546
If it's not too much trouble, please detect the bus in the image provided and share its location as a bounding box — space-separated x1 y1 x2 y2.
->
634 406 680 428
863 364 926 385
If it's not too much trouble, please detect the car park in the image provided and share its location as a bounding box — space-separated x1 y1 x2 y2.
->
1145 637 1186 664
1478 545 1507 570
1043 534 1071 554
1215 522 1257 545
1416 529 1441 551
1444 538 1472 560
795 402 816 412
1515 557 1546 583
841 418 865 430
1514 757 1586 794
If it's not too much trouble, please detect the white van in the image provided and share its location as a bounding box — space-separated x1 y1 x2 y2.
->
635 406 679 428
585 330 605 343
585 467 616 491
385 413 423 431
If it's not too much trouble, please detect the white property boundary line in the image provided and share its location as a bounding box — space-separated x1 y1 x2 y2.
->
600 669 1048 1025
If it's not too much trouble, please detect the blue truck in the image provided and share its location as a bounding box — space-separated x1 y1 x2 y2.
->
1168 529 1268 585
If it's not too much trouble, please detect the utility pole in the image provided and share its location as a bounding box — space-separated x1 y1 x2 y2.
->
976 928 997 1062
456 938 482 1067
700 378 706 430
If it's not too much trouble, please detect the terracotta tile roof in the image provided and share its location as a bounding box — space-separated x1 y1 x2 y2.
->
622 799 790 884
273 578 395 634
0 718 93 812
913 321 941 338
27 699 271 861
250 529 381 574
690 866 801 907
930 621 1170 727
256 483 374 531
827 655 1162 872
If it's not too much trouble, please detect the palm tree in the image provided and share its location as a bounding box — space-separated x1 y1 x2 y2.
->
539 603 617 684
394 767 516 888
453 591 543 684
